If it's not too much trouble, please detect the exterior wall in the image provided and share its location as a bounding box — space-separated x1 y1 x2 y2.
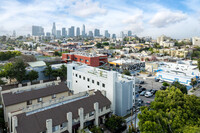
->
115 81 133 116
4 91 70 123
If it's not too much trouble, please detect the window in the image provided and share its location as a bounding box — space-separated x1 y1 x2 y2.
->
27 100 32 105
76 80 78 83
73 67 75 70
79 75 81 78
75 74 77 77
52 125 59 132
89 111 94 117
52 94 56 99
60 122 67 129
38 98 43 103
83 76 85 80
97 81 99 85
86 60 89 62
75 58 77 60
67 56 70 59
92 80 94 84
80 59 83 61
87 78 90 82
102 83 105 88
88 86 90 88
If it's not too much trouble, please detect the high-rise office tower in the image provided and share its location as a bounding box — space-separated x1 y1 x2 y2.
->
46 32 51 37
12 30 16 37
56 30 61 38
52 22 56 37
120 31 124 38
68 26 75 37
62 28 66 37
94 29 100 37
88 31 93 37
82 24 86 37
128 31 132 36
112 34 116 39
32 26 44 36
76 27 80 36
105 30 110 38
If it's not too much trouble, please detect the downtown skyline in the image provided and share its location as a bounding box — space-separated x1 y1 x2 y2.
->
0 0 200 39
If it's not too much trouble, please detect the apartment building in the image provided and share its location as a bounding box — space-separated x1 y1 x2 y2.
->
62 52 108 67
67 62 136 116
1 79 71 124
9 90 111 133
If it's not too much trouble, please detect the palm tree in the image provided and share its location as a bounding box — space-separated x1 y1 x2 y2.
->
43 63 53 80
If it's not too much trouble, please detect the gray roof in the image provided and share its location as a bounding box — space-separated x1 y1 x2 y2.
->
2 82 69 106
15 91 111 133
27 61 46 68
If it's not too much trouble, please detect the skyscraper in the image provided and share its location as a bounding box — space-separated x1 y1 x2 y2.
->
32 26 44 36
88 31 93 37
62 28 66 37
94 29 100 37
82 24 85 37
68 26 75 37
128 31 132 36
112 34 116 39
56 30 61 38
76 27 80 37
52 22 56 37
120 31 124 38
105 30 110 38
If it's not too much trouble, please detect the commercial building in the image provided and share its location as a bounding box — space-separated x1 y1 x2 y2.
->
62 52 108 67
52 22 56 37
67 63 136 116
68 26 75 37
56 30 61 38
62 28 66 37
104 30 110 38
76 27 80 37
88 31 93 37
82 24 86 37
32 26 44 36
94 29 100 37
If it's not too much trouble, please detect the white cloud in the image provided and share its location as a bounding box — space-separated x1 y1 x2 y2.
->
149 10 187 28
68 0 107 17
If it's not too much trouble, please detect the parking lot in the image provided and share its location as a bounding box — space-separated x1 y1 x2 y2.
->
135 74 163 104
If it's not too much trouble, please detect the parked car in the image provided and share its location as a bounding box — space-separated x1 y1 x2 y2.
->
160 86 166 90
141 88 146 91
139 81 144 84
155 79 160 82
138 99 143 104
145 101 151 106
151 89 158 95
145 91 153 98
147 74 152 77
137 90 143 93
140 91 146 96
159 80 164 83
139 85 142 88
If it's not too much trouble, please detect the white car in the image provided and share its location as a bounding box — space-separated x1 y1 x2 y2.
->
159 80 164 83
145 92 153 98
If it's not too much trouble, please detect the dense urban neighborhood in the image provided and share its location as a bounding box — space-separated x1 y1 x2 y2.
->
1 0 200 133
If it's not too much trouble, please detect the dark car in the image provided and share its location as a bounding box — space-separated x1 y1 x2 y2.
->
155 79 160 82
137 90 143 93
147 74 152 77
139 85 142 88
139 81 145 84
151 89 158 95
140 91 146 96
141 88 146 91
160 86 166 90
138 99 143 104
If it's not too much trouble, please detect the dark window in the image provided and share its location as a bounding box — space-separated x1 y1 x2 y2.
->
102 83 105 88
52 94 56 99
76 80 78 83
76 74 77 77
97 82 99 85
27 100 32 105
89 111 94 117
73 67 75 70
83 77 85 80
37 98 42 103
79 75 81 78
92 80 94 83
88 86 90 88
87 78 90 82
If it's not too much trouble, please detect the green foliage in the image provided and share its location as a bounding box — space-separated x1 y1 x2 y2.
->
198 58 200 71
191 47 200 60
0 51 21 61
27 70 39 83
105 115 127 133
171 81 187 94
123 70 131 76
96 43 103 48
54 51 61 56
190 78 197 88
12 59 26 83
162 82 170 87
43 63 53 80
102 42 109 46
138 87 200 133
90 126 103 133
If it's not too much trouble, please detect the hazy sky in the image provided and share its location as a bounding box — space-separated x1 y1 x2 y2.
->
0 0 200 39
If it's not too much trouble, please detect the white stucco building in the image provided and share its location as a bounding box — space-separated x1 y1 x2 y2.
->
67 62 136 116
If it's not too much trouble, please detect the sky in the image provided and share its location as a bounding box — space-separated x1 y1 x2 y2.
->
0 0 200 39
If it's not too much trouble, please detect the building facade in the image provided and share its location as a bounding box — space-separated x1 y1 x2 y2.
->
62 52 108 67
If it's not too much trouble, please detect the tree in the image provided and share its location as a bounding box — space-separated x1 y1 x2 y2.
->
198 58 200 71
90 126 103 133
54 51 61 56
171 81 187 94
105 115 127 133
123 70 131 76
190 78 197 89
2 63 14 83
27 70 39 83
96 43 103 48
138 87 200 133
162 82 170 87
60 64 67 80
102 42 109 46
43 63 53 80
12 59 26 83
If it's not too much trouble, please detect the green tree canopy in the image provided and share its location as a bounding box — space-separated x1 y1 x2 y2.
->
138 87 200 133
123 70 131 76
162 82 170 87
105 115 126 133
171 81 187 94
12 59 26 83
27 70 39 83
43 63 53 80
